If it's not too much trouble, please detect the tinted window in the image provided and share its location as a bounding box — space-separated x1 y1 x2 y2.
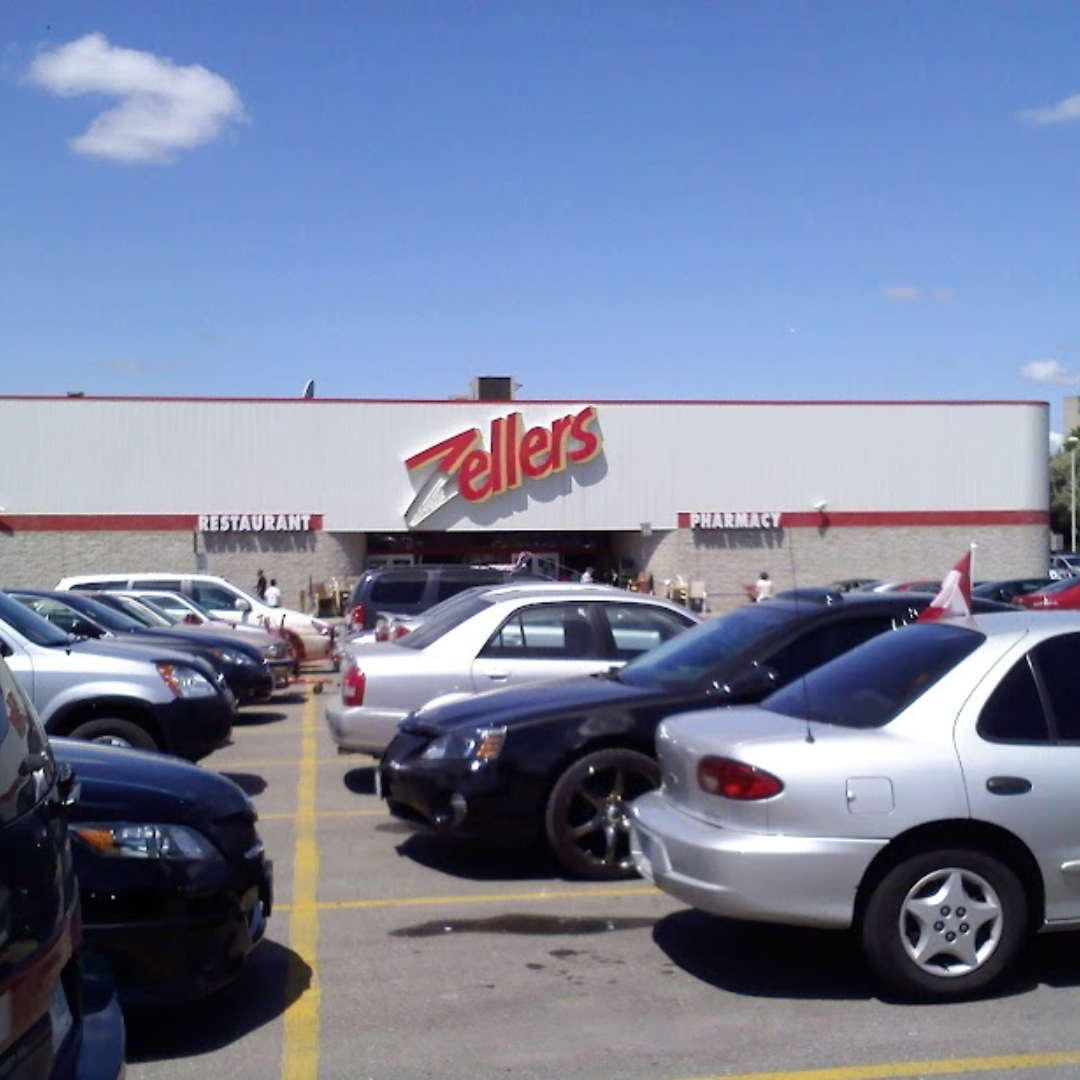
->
135 577 183 591
1030 633 1080 742
435 570 507 602
978 657 1050 743
0 656 53 825
616 603 797 691
481 603 598 659
398 593 492 650
604 604 691 660
191 583 247 610
764 623 984 729
370 572 427 605
0 590 74 647
765 616 901 688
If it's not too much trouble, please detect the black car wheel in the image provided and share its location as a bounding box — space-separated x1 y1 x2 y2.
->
861 848 1027 1001
544 748 660 881
69 718 158 752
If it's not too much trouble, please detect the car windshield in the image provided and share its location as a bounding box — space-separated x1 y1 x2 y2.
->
1036 577 1080 596
46 595 145 634
398 592 494 650
616 602 797 691
762 622 984 729
102 595 172 627
0 590 75 647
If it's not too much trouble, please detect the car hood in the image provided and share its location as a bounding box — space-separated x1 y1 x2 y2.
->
52 737 254 826
403 670 660 735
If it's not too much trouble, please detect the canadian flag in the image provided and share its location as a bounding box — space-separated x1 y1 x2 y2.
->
916 548 974 623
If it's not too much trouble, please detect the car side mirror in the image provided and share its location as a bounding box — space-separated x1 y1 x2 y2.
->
235 599 251 612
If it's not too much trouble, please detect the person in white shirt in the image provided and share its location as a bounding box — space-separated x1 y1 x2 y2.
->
264 579 282 607
580 567 595 584
753 571 773 602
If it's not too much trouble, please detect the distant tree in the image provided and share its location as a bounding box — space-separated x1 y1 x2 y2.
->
1051 428 1080 545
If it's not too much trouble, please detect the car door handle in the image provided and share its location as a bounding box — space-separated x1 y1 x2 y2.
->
986 776 1032 795
485 670 511 682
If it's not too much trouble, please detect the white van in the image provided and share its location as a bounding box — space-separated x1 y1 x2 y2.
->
55 572 333 661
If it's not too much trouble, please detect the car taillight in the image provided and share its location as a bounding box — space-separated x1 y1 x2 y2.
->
349 604 365 631
393 624 410 640
342 663 366 706
697 756 783 800
374 616 390 643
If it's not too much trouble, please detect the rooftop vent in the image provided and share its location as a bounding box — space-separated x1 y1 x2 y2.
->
470 376 516 401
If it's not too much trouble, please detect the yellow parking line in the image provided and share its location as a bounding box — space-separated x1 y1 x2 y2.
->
678 1051 1080 1080
280 694 320 1080
275 884 658 912
214 758 360 768
260 808 384 821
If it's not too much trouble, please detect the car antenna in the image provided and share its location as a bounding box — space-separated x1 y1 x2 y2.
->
787 513 816 741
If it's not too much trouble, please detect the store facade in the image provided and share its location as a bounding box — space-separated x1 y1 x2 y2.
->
0 394 1050 612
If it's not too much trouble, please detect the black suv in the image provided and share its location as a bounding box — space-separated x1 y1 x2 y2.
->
347 564 549 632
380 589 1013 881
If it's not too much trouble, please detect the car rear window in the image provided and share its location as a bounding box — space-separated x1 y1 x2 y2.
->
763 622 984 729
616 602 796 691
369 572 428 605
399 593 493 649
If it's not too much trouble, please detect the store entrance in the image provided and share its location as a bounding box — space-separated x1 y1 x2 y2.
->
365 532 615 582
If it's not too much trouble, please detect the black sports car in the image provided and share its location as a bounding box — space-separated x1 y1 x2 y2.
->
379 591 1012 881
55 737 273 1008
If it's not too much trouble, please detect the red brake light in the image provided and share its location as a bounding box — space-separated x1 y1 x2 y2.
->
393 624 410 640
349 604 365 631
697 756 783 800
342 663 366 706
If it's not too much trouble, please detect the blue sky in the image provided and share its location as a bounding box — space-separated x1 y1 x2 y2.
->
3 2 1079 436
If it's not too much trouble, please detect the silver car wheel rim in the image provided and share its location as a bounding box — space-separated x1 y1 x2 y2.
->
898 867 1004 978
567 765 640 871
90 734 133 748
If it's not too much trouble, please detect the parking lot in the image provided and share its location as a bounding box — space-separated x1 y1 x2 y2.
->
121 678 1080 1080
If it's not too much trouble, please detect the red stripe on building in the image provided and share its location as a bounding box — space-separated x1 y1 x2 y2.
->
677 510 1047 529
0 514 324 532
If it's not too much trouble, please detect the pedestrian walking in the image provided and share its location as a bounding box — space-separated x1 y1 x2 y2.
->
255 569 268 599
264 578 282 607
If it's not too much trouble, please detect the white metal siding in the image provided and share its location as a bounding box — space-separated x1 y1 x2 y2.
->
0 397 1048 530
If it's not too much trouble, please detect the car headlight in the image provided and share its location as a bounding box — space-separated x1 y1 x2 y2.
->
156 662 218 699
312 619 330 636
419 726 506 762
263 640 290 660
207 647 253 667
71 822 223 861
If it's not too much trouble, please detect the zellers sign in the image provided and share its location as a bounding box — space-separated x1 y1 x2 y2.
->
403 406 602 527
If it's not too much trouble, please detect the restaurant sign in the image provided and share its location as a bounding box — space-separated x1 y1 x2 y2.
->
404 406 602 528
198 513 319 532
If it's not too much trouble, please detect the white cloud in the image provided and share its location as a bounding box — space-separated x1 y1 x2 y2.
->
1020 359 1080 385
1019 93 1080 127
24 32 246 164
882 285 956 304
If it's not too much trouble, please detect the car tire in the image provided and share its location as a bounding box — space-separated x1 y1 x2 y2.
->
544 747 660 881
860 848 1027 1001
69 718 159 752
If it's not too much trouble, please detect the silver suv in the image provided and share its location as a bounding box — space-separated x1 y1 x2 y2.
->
0 589 234 761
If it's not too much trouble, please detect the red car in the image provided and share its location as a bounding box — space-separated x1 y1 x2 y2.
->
1012 576 1080 609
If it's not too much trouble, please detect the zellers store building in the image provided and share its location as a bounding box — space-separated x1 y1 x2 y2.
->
0 390 1051 612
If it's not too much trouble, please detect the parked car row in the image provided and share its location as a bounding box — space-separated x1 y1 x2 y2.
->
318 565 1080 1002
0 575 278 1052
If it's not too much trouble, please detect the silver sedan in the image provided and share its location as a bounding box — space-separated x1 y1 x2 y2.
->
325 583 699 756
631 610 1080 1001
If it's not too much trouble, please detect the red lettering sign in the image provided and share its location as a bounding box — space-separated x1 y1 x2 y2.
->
405 406 602 510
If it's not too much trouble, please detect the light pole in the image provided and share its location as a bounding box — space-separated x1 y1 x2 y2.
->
1067 436 1079 553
